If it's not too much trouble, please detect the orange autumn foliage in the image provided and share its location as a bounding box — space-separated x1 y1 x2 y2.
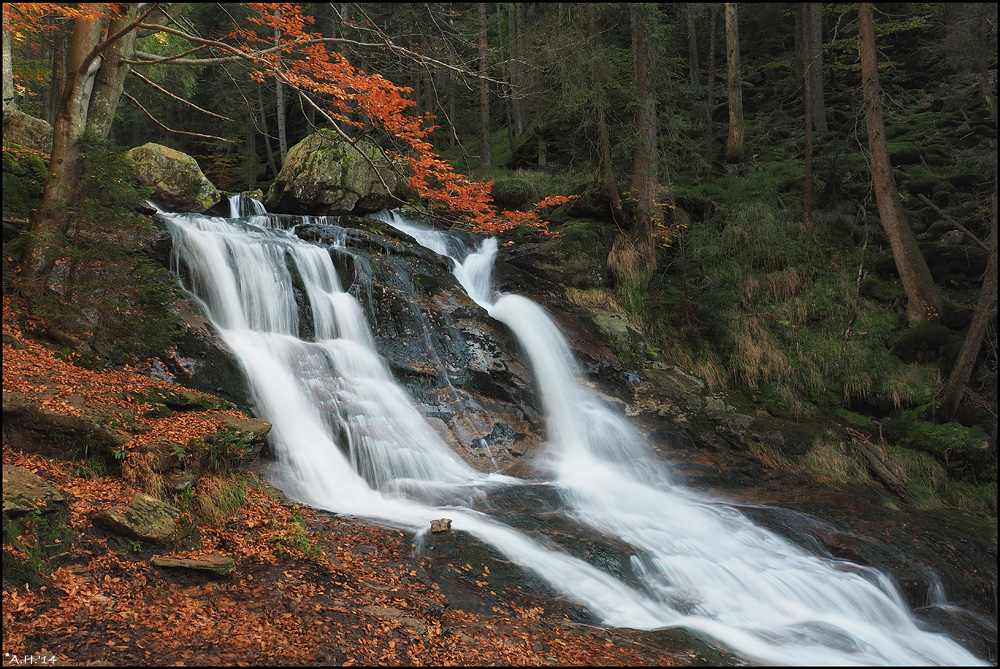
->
3 2 574 236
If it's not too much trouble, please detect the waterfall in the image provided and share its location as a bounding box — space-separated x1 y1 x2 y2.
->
373 209 987 666
157 196 985 666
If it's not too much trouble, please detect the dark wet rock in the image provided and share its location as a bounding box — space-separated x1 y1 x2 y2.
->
161 299 254 412
96 493 180 543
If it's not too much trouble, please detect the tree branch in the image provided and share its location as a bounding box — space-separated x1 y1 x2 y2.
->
916 193 989 251
124 92 234 143
130 70 234 123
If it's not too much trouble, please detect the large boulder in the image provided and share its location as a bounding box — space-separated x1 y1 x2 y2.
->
126 142 220 213
265 129 402 215
2 109 53 154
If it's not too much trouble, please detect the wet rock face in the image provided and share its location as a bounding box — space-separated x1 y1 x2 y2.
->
297 217 544 473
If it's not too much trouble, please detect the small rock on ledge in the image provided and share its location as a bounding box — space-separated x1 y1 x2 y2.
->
430 518 452 533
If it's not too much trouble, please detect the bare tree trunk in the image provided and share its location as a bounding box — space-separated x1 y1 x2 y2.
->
630 3 660 229
805 3 827 132
513 3 529 135
704 6 717 182
941 182 997 418
802 3 814 226
588 6 622 221
724 3 744 164
859 2 943 324
477 3 491 169
793 4 804 89
687 4 701 85
258 87 278 178
498 4 514 154
274 8 288 165
22 7 104 292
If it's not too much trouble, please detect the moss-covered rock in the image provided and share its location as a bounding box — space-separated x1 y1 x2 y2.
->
96 493 181 543
265 129 402 215
2 110 53 154
883 411 995 484
126 142 220 213
3 465 73 587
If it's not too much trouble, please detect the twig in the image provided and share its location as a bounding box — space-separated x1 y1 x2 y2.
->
916 194 989 251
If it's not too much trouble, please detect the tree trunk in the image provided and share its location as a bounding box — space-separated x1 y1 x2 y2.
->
793 4 804 89
87 3 139 138
859 2 943 324
22 7 104 293
588 6 622 221
630 4 660 229
477 3 491 170
802 4 814 226
274 8 288 165
258 87 278 178
704 6 717 182
941 182 997 418
724 3 744 164
508 5 523 137
498 4 515 154
2 27 13 111
805 3 827 132
687 4 701 85
514 3 529 135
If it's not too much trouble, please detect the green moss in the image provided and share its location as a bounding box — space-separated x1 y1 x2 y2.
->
1 144 49 220
2 508 74 589
884 411 994 483
836 408 872 427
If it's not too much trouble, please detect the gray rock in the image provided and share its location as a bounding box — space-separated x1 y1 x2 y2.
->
96 493 181 543
152 552 235 576
2 465 68 516
2 109 53 154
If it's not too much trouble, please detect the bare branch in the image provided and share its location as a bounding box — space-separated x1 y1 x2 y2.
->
916 194 989 251
124 45 211 66
124 91 234 143
130 70 235 123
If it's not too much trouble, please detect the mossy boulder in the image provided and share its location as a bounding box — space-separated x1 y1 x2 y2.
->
126 142 220 213
3 465 74 587
265 129 402 215
2 109 53 154
96 493 181 543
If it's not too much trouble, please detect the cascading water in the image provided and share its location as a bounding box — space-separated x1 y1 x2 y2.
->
158 198 985 666
372 210 988 666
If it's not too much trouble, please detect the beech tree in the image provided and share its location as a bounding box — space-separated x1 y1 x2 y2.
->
858 2 944 324
7 2 569 295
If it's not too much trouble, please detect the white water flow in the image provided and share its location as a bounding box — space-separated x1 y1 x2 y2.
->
373 209 986 666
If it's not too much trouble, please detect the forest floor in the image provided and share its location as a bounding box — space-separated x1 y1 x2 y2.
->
2 295 734 666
